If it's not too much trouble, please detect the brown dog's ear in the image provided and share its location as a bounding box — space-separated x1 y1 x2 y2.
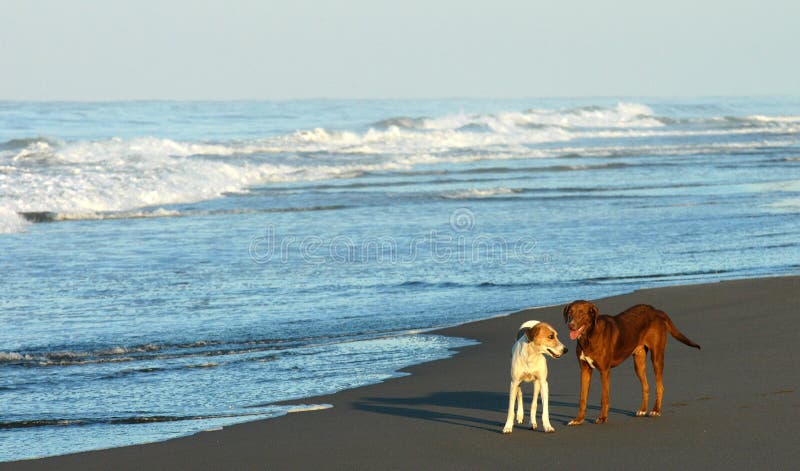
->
526 324 543 343
562 302 573 322
589 303 598 327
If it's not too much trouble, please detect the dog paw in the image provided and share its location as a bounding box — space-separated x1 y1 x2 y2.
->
515 415 524 424
635 410 647 417
544 425 555 433
648 410 661 417
502 425 513 434
531 423 538 430
594 417 608 424
567 419 584 426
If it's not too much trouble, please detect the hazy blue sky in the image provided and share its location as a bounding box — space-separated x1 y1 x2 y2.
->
2 0 798 100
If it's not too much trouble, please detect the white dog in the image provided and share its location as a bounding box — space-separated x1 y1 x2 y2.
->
502 320 567 434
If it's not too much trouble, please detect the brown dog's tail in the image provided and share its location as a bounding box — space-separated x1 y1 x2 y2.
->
661 313 701 349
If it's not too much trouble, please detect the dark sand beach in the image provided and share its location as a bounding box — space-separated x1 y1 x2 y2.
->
8 276 799 470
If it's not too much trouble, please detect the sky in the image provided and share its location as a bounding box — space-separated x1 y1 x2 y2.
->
1 0 798 100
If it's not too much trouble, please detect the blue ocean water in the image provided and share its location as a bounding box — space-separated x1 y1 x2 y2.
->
1 98 799 461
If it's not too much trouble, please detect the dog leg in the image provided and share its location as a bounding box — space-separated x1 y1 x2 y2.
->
516 385 524 423
530 379 540 430
569 363 592 425
541 379 555 432
503 380 519 433
650 347 664 417
633 348 649 416
595 368 610 424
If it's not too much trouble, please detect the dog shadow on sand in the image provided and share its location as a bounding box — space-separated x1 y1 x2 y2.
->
353 391 635 433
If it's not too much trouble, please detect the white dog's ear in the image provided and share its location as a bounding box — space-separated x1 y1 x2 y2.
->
526 324 543 343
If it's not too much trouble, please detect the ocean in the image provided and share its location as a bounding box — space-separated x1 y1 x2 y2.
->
1 97 798 461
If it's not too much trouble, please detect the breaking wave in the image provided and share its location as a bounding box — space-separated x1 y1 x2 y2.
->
1 102 798 234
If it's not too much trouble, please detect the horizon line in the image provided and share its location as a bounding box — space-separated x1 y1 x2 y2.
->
2 93 800 104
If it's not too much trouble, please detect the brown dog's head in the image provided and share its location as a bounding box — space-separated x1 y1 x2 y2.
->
562 300 598 341
526 322 567 359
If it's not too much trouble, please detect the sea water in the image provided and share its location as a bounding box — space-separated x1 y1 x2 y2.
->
1 98 799 460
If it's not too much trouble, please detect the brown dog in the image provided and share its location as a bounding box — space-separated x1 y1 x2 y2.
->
562 300 700 424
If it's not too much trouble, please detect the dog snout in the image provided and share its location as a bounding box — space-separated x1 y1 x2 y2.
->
563 346 569 354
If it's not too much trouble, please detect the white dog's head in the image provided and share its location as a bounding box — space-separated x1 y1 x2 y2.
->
522 321 567 359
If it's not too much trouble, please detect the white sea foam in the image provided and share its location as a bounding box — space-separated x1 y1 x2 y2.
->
767 198 800 212
0 137 314 229
442 187 523 199
51 208 183 222
421 102 663 131
748 179 800 193
0 207 29 234
745 115 800 124
0 352 34 362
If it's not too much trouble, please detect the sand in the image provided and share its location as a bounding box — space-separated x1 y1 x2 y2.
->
6 275 799 470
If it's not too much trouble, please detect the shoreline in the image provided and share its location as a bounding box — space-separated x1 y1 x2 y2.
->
6 275 799 470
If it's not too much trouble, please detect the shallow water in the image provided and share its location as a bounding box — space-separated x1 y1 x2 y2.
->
1 97 798 460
